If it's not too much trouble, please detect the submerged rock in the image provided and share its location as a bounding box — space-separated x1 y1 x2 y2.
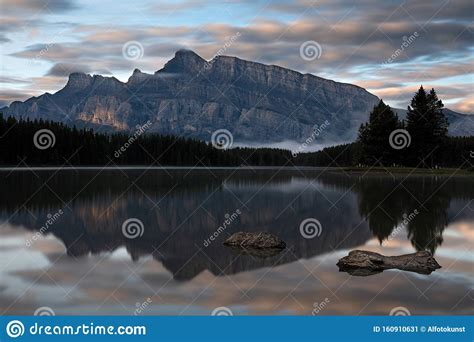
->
223 232 286 258
337 250 441 276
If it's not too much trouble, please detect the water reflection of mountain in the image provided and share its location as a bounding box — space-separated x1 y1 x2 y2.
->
0 169 472 281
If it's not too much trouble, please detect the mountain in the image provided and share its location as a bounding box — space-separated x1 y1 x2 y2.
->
2 49 472 144
394 108 474 138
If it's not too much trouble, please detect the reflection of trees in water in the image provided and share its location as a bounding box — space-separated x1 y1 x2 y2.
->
350 176 466 254
355 177 407 244
316 172 473 254
406 185 449 254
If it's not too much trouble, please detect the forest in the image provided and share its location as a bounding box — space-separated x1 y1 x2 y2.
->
0 113 292 167
0 87 472 169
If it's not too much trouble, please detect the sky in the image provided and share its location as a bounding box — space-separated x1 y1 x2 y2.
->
0 0 473 112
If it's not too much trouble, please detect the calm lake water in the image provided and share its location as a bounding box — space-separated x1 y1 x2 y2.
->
0 168 472 315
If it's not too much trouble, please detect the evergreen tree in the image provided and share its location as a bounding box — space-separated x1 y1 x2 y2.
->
406 86 449 167
356 100 402 166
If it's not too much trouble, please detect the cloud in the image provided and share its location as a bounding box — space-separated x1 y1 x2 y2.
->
0 90 35 107
452 97 474 113
8 11 473 75
0 35 11 43
46 63 92 77
0 76 32 84
2 0 473 112
148 0 209 14
1 0 79 13
269 0 474 22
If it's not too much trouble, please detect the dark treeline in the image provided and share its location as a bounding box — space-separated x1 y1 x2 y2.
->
293 143 359 167
0 86 472 168
294 137 474 168
0 114 292 167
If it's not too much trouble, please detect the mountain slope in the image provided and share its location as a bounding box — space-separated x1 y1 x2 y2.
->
2 49 472 143
394 108 474 138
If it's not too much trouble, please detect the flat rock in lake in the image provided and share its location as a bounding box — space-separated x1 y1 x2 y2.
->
223 232 286 258
337 250 441 276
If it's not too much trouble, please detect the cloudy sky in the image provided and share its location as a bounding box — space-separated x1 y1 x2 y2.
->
0 0 473 112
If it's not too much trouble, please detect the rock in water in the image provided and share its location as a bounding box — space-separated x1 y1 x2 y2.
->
224 232 286 258
337 250 441 276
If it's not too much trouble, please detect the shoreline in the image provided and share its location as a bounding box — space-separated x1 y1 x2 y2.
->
342 166 472 175
0 165 471 175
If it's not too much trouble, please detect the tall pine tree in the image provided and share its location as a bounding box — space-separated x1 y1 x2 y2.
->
357 99 402 166
406 86 448 167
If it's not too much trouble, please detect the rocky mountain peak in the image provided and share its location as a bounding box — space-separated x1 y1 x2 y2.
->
158 49 207 75
65 72 93 89
128 68 149 84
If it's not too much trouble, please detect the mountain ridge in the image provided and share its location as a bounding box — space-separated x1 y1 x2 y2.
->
2 49 473 144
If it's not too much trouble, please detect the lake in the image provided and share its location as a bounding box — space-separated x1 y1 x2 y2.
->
0 168 472 315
